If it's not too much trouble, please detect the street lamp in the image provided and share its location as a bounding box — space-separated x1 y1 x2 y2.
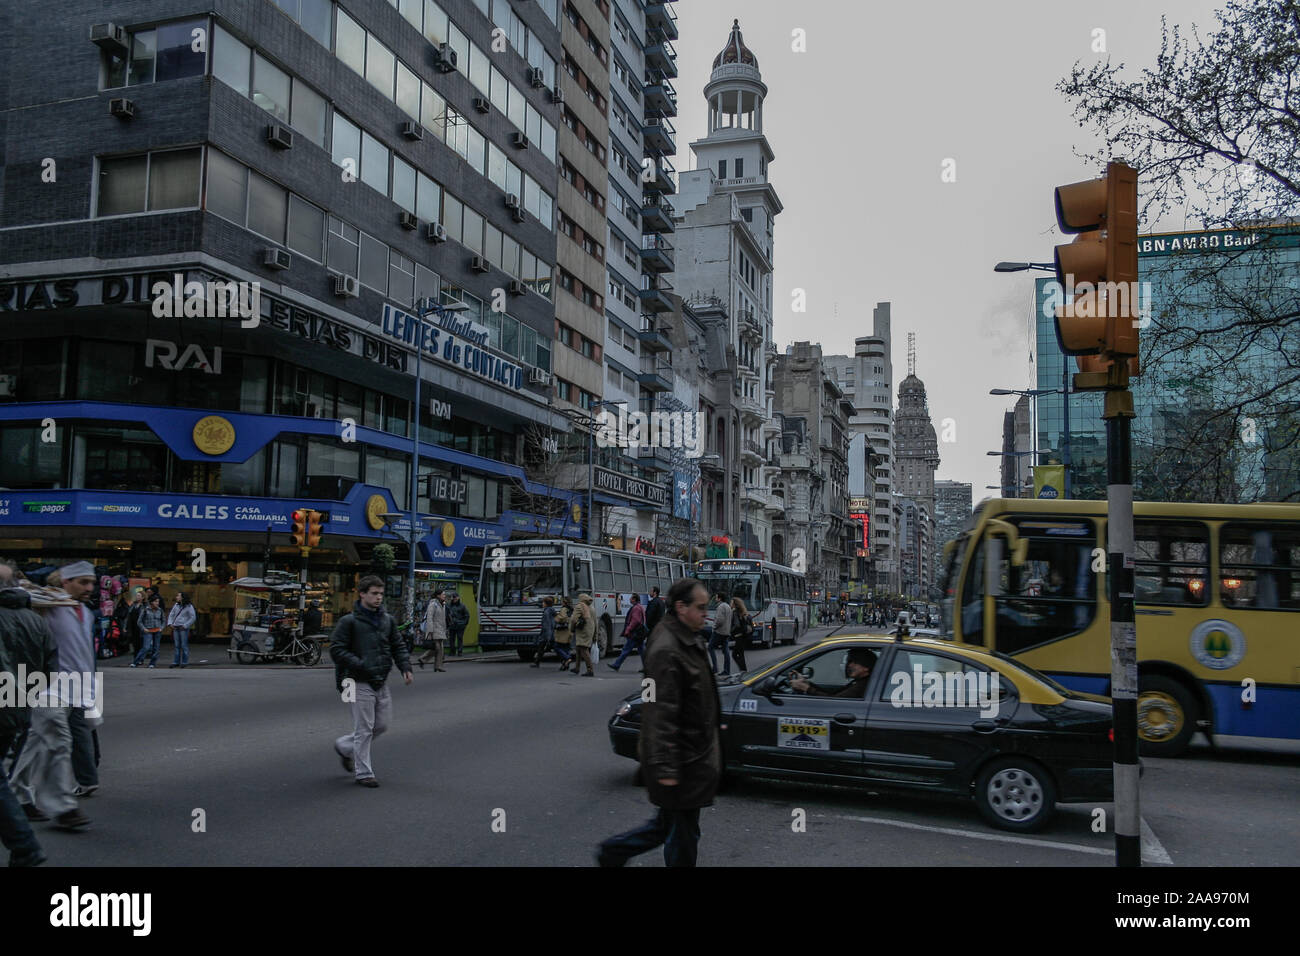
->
585 399 621 545
993 262 1055 273
990 383 1072 498
987 450 1034 498
404 296 469 626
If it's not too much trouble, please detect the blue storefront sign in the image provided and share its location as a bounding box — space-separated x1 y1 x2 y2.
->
0 484 582 563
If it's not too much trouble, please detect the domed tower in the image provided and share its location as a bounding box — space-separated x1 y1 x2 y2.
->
689 19 782 264
706 19 766 134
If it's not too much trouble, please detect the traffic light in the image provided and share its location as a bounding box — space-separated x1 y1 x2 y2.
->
1053 161 1140 387
306 509 323 547
290 509 308 546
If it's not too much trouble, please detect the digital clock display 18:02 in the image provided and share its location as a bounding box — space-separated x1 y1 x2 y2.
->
427 477 468 504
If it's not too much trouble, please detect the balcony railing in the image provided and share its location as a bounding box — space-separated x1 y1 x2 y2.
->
640 233 674 271
638 361 673 392
637 315 672 352
642 113 676 155
638 275 674 312
641 193 675 232
645 155 677 194
646 0 679 40
644 29 678 77
644 70 678 116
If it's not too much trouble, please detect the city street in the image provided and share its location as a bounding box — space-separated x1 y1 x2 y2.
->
29 628 1298 867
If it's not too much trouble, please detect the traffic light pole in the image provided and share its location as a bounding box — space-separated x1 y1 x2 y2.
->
298 546 310 622
1104 387 1140 867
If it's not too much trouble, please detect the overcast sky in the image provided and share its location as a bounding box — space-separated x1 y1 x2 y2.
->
671 0 1226 495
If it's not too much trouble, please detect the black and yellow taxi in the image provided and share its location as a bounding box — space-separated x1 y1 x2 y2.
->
608 634 1114 831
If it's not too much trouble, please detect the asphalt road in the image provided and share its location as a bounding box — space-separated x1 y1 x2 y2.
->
25 627 1300 866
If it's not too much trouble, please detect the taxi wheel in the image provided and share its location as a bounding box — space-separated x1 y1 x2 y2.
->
974 757 1056 832
1137 676 1197 757
517 648 536 662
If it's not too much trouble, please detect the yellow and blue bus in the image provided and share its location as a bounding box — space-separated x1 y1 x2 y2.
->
937 498 1300 756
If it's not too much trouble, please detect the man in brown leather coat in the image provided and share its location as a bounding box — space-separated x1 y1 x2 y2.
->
597 578 721 867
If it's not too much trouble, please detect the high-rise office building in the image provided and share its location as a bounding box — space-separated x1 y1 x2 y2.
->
0 0 576 629
825 303 896 592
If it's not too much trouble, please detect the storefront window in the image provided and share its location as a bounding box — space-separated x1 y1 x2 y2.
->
221 447 267 497
385 397 409 438
77 428 167 492
0 424 66 488
268 440 301 498
366 449 408 511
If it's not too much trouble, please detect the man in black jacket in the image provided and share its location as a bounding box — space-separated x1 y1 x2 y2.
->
644 587 666 640
598 578 721 867
0 587 57 866
329 577 412 788
446 593 469 656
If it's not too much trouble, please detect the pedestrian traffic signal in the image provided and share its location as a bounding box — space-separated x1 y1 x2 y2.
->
290 508 308 546
1053 161 1140 387
306 509 323 547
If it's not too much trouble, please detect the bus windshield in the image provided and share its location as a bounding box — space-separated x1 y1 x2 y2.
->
480 560 564 606
696 572 761 610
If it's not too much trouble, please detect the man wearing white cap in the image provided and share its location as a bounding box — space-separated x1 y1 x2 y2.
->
10 560 98 831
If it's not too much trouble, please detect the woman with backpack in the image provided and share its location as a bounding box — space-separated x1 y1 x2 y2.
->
730 597 753 672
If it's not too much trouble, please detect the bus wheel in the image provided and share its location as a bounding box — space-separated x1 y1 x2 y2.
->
1137 676 1197 757
599 620 612 657
517 648 536 662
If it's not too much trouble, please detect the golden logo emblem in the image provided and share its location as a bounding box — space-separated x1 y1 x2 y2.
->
365 495 388 531
191 416 236 455
441 522 456 547
571 503 582 524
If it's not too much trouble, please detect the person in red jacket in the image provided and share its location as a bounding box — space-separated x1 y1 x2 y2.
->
607 593 648 672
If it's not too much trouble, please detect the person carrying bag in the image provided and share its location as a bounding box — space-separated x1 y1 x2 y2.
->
553 596 575 671
730 597 751 672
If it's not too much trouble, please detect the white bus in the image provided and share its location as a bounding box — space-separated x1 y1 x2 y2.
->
477 539 685 659
693 558 809 647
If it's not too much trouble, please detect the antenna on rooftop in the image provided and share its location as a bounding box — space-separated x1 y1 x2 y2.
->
908 332 916 377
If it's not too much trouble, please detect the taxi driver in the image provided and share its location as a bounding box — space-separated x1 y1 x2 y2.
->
790 648 877 698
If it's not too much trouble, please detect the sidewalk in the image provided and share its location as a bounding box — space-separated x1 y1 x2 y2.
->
98 642 517 669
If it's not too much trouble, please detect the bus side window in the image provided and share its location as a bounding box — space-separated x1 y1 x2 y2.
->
1220 523 1300 610
1134 521 1210 607
961 539 985 645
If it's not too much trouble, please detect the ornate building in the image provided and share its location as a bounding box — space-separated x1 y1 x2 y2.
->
674 19 784 558
894 342 940 597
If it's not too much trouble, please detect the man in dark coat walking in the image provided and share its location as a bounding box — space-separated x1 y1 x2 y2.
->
0 586 57 866
597 578 720 867
329 576 412 788
446 592 469 656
